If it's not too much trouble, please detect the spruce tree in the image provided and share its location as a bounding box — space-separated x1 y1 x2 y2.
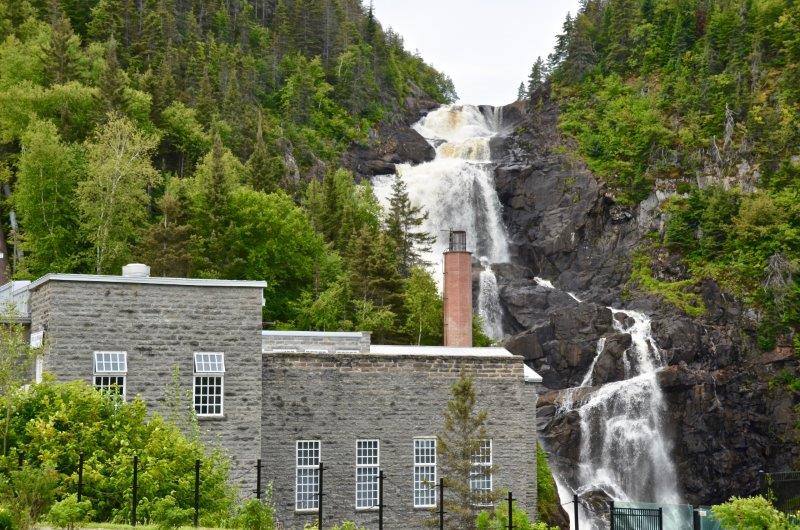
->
246 114 283 193
437 373 498 529
136 182 193 277
99 37 128 113
45 3 81 85
385 175 435 277
527 57 545 99
517 82 526 101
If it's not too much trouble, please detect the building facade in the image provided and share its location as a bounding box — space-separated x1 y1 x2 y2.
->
4 263 541 530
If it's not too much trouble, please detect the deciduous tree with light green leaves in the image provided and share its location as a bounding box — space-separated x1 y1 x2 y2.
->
77 114 159 273
402 267 442 345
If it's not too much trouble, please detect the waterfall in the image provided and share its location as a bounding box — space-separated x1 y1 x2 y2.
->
567 309 681 529
372 105 510 338
478 257 503 340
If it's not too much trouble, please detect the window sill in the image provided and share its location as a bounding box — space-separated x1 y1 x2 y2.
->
295 508 319 514
197 414 226 421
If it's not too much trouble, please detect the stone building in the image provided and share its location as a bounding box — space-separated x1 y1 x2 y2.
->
3 238 542 529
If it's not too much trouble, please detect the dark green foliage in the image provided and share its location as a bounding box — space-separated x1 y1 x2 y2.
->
385 174 435 277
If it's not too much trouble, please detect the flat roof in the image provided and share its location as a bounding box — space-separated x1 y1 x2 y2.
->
28 273 268 290
262 331 367 338
369 345 515 358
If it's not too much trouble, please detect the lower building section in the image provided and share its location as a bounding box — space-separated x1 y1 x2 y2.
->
262 350 538 530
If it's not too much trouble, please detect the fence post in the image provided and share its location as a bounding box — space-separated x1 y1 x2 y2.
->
132 455 139 527
693 509 701 530
573 494 579 530
256 459 262 500
609 501 614 530
17 451 23 468
438 478 444 530
194 459 200 527
78 452 84 502
658 507 663 530
507 491 514 530
318 461 324 530
378 470 384 530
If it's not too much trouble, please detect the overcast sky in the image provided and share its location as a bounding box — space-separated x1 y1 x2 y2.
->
371 0 582 106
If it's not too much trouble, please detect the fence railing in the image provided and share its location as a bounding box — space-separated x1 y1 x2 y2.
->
609 502 663 530
765 471 800 514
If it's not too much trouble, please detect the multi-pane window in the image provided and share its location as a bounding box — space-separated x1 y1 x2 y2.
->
470 440 493 504
93 351 127 398
193 352 224 416
356 440 379 509
414 438 437 508
296 440 321 511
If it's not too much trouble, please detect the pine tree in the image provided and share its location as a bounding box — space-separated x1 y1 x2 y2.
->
246 113 284 193
527 56 545 99
437 373 498 529
99 37 128 113
136 182 193 277
517 82 526 101
45 2 81 85
385 175 435 277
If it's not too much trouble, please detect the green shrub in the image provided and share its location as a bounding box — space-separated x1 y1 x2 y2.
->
47 494 91 530
150 495 194 530
235 498 275 530
0 464 59 529
0 507 17 530
711 496 789 529
536 443 561 526
476 503 558 530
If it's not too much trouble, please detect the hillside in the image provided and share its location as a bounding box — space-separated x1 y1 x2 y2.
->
0 0 459 342
499 0 800 512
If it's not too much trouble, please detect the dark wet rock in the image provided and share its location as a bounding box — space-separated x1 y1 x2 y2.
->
342 122 435 180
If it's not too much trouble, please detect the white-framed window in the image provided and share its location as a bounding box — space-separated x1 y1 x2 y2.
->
470 439 493 504
356 439 379 510
93 351 127 398
31 331 44 384
193 352 224 417
414 438 437 508
296 440 321 511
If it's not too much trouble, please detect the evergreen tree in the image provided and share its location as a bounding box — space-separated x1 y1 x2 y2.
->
99 37 128 113
437 373 498 529
517 82 526 101
385 175 435 277
246 114 284 193
45 4 81 85
136 180 193 277
527 56 546 107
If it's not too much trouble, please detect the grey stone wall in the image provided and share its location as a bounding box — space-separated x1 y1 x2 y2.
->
262 353 538 530
29 280 263 493
262 331 371 353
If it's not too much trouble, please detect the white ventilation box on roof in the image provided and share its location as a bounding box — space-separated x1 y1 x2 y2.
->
122 263 150 278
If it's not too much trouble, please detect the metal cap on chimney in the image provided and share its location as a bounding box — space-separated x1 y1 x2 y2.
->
122 263 151 278
443 230 472 347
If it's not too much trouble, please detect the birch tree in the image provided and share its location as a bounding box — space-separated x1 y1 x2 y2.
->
78 114 159 273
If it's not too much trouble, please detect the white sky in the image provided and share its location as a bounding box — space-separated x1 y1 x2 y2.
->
371 0 582 106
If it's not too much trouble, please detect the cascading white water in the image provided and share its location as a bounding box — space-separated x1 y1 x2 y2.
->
373 105 510 338
478 257 504 340
570 309 680 529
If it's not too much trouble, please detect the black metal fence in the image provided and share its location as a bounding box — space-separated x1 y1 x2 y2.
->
765 471 800 515
609 502 663 530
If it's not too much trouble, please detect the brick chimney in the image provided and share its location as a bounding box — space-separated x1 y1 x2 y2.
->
443 230 472 347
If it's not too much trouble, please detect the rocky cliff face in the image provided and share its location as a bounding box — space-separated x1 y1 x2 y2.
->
490 98 800 507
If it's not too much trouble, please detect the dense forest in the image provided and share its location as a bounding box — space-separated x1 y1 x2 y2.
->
0 0 465 343
529 0 800 353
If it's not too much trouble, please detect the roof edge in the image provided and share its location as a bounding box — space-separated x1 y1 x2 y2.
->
28 273 267 290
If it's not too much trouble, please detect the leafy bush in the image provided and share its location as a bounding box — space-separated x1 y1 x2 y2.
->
0 380 235 524
476 503 558 530
0 507 17 530
711 496 789 529
536 444 562 526
47 494 91 530
234 498 275 530
150 495 194 530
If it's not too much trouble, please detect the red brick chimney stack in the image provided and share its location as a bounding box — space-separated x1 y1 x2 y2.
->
443 230 472 347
